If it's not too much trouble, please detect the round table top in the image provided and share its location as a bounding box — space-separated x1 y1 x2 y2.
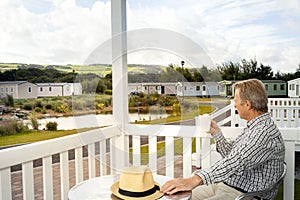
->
68 174 191 200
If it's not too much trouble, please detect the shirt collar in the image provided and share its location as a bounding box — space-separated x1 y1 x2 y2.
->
246 112 270 129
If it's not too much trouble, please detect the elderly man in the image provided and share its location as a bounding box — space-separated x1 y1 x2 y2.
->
161 79 285 200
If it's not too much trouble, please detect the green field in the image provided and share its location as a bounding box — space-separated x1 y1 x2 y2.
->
0 62 169 77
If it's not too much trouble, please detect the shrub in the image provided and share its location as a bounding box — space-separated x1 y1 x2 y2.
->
23 103 33 110
53 101 70 113
35 107 42 113
0 120 29 136
172 103 181 116
46 121 58 131
4 95 14 107
41 107 47 114
57 104 70 113
95 103 105 110
45 104 52 109
34 99 43 108
30 111 39 130
104 90 112 95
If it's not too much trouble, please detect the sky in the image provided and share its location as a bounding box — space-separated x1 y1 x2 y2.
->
0 0 300 73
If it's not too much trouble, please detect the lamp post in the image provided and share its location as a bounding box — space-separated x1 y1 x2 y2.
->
72 69 75 97
181 60 185 102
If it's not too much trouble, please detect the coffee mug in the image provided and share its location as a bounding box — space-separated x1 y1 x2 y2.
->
198 114 211 132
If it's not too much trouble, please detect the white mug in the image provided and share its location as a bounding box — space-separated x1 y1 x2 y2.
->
198 114 211 132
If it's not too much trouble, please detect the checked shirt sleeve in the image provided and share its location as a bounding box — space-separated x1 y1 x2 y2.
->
196 124 279 185
212 131 235 158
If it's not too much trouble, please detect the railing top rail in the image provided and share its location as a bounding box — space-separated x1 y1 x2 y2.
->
210 104 231 118
124 124 300 141
0 125 119 170
124 124 199 138
220 126 300 141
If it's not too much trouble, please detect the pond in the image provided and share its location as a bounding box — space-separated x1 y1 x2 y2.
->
24 113 169 130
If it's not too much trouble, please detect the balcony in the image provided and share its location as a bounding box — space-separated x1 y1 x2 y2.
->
1 1 299 199
0 98 299 200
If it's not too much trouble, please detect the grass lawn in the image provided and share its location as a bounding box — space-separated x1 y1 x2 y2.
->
0 127 97 147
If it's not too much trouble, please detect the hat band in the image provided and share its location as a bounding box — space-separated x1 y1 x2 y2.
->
119 185 160 198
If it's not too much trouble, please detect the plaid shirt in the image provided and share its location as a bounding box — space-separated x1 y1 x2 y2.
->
196 113 285 199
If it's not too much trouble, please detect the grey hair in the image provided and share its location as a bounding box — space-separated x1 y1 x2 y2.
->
234 79 268 112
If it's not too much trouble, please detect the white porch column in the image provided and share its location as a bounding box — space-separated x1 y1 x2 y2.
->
110 0 129 173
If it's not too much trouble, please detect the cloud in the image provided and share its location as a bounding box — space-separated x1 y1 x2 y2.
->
0 0 111 64
0 0 299 73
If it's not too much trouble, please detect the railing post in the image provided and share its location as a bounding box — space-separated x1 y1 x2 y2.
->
0 168 12 200
195 115 212 170
165 136 175 177
230 100 237 127
60 151 69 200
284 141 295 200
43 156 53 200
183 137 192 178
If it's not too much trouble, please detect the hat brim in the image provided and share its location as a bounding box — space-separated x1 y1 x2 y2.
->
111 181 164 200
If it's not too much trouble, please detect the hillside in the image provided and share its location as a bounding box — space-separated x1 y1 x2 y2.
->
0 63 168 77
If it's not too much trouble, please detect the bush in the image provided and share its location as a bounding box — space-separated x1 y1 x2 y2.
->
53 102 70 113
23 103 33 110
34 99 43 108
41 107 47 114
104 90 112 95
46 121 58 131
95 103 105 110
0 120 29 136
4 95 14 107
35 107 42 113
172 103 181 116
45 104 52 109
30 111 39 130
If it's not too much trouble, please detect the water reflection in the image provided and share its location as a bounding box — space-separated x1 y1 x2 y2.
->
24 113 169 130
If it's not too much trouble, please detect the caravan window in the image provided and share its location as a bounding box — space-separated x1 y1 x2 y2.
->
291 84 295 90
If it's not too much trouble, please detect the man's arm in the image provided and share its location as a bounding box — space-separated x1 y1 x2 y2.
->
209 120 234 157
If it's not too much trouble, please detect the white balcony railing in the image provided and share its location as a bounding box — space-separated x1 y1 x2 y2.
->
0 98 299 200
0 122 300 200
223 98 300 128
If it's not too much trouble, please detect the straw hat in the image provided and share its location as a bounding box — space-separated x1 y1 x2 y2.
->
111 166 163 200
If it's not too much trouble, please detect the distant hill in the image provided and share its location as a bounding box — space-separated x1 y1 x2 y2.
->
0 63 168 77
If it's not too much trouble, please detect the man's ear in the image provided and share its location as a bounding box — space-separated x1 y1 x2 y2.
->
245 100 252 110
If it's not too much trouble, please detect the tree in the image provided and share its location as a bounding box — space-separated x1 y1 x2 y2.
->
257 64 274 80
159 65 181 82
4 95 14 107
217 61 240 80
295 63 300 78
240 58 258 79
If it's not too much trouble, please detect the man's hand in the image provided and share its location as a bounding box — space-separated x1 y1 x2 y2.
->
208 120 220 135
160 175 202 195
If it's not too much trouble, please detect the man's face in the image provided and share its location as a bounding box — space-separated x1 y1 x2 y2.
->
234 89 248 120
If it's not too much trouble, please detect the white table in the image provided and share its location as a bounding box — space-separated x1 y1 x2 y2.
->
68 174 191 200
